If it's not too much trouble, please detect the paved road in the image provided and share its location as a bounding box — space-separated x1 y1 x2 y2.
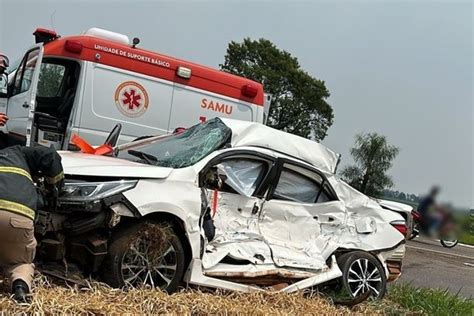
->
397 237 474 298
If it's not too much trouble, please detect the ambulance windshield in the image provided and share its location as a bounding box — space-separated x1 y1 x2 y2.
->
124 118 231 168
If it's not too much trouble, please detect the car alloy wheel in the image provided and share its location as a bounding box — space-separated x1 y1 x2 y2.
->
338 251 387 301
102 221 186 292
346 258 383 297
121 237 179 289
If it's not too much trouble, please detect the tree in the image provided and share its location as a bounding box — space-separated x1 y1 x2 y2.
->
340 133 399 196
220 38 333 141
37 64 64 97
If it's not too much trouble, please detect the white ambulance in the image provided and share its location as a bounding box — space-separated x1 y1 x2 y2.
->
0 28 270 149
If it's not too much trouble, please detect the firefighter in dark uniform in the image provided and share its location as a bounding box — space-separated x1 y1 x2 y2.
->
0 145 64 302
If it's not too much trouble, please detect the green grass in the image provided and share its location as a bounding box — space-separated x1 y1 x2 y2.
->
458 214 474 245
387 283 474 315
459 233 474 246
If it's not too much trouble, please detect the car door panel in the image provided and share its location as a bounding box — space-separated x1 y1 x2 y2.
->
259 200 346 270
200 155 275 270
202 191 271 269
258 163 346 270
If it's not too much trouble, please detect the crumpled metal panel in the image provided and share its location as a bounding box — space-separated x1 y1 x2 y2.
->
202 174 405 274
221 118 341 173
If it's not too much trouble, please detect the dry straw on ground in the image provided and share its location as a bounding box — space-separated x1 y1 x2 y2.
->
0 275 382 315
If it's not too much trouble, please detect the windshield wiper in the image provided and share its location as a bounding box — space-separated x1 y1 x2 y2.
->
128 150 158 165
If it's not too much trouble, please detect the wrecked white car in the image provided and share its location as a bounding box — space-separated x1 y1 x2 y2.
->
35 118 406 302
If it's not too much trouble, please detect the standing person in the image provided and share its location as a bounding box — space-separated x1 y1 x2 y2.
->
0 145 64 303
418 186 442 236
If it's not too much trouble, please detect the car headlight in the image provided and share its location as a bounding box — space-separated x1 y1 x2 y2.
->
60 180 138 202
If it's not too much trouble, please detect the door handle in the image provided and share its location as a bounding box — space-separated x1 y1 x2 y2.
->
22 102 29 108
251 203 259 215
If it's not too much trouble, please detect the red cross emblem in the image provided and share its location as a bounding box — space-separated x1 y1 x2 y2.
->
114 81 149 118
122 89 142 110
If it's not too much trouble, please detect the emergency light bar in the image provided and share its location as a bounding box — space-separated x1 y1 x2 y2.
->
33 28 59 44
241 84 258 98
85 28 130 46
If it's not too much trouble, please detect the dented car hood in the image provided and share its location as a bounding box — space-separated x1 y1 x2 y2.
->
59 151 172 178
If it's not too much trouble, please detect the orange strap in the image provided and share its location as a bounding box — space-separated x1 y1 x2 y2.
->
211 189 219 218
71 134 113 156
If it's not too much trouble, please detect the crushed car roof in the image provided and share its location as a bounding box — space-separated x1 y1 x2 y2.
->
220 118 341 174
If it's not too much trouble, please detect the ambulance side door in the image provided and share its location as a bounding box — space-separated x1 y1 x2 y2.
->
78 63 174 145
5 45 44 145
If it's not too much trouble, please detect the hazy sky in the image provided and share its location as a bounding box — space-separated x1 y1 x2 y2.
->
1 0 472 207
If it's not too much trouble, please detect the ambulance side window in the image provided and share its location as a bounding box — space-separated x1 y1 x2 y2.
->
11 49 39 96
12 59 26 96
37 63 66 97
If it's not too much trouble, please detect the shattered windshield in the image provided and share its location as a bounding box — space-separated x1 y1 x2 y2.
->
122 118 232 168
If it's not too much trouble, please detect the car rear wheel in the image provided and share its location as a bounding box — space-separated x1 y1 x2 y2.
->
338 251 387 300
102 221 186 292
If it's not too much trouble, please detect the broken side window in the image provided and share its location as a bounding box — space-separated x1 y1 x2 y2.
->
216 159 265 197
273 168 322 203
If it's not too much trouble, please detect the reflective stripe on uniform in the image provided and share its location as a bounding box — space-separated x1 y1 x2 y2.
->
0 167 32 182
45 171 64 184
0 199 35 220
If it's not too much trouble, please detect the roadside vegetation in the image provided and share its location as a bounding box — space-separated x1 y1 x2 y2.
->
340 133 399 196
220 38 333 141
387 283 474 315
458 212 474 246
1 276 472 314
0 276 373 314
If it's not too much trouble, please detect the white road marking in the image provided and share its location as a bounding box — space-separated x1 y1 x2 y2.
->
463 263 474 267
457 243 474 249
406 245 474 260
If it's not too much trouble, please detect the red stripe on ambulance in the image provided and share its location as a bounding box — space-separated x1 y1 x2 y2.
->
43 36 264 106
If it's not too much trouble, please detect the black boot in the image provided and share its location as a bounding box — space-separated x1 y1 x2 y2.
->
12 279 30 303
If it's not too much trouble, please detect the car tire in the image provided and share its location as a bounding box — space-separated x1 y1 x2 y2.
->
338 251 387 300
440 239 458 248
102 221 186 292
